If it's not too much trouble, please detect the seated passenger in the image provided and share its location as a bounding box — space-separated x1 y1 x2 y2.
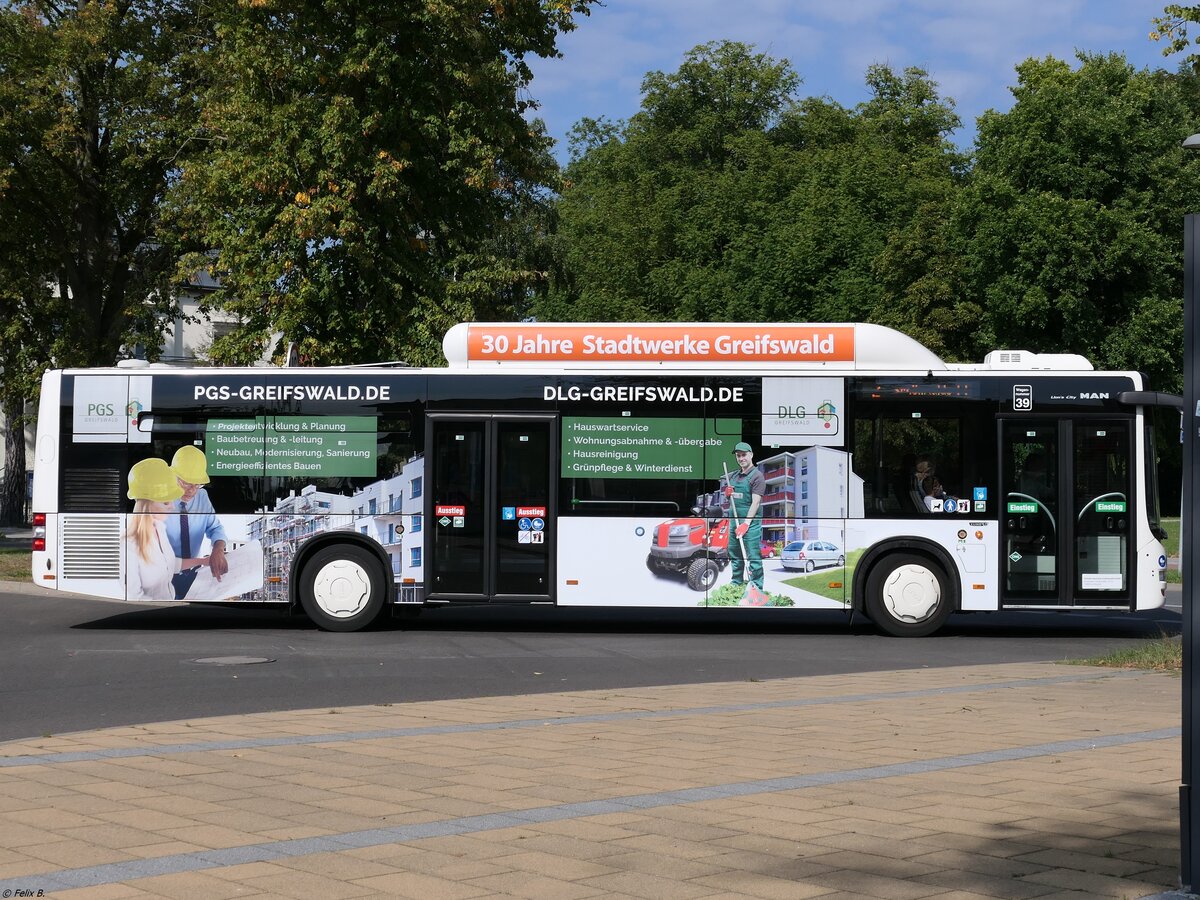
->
921 475 950 511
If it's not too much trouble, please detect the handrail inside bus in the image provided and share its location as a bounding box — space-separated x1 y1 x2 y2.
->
1007 492 1056 531
570 499 681 511
1077 492 1126 522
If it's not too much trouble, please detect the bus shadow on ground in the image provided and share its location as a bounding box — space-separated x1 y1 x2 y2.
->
69 602 1179 641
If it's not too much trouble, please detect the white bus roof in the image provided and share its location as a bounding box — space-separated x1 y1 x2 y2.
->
74 323 1095 375
442 322 1094 372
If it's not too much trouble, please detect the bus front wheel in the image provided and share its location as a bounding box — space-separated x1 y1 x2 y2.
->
298 544 386 632
865 553 953 638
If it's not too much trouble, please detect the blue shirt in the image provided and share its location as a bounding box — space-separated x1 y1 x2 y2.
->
163 488 228 558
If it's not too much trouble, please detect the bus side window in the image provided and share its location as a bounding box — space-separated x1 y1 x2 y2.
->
560 476 704 517
854 408 995 518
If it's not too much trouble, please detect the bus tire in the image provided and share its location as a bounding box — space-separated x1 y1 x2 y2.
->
298 544 386 632
865 553 953 637
686 557 720 591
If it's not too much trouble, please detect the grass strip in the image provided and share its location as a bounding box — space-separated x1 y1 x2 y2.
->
1067 633 1181 671
0 547 30 581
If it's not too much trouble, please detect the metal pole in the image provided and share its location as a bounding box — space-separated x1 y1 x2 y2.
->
1183 212 1200 890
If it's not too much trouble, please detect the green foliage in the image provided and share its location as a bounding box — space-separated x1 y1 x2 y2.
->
175 0 593 366
1161 516 1181 556
1152 4 1200 68
0 0 206 377
703 582 794 607
548 43 1195 422
542 42 963 330
901 54 1200 391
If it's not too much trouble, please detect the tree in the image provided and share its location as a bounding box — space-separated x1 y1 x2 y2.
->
543 43 963 330
916 54 1200 390
542 42 801 323
175 0 594 367
0 1 207 366
0 0 205 524
1152 4 1200 70
0 203 54 526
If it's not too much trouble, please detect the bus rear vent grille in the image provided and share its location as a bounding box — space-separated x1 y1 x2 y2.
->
62 516 122 580
62 468 123 512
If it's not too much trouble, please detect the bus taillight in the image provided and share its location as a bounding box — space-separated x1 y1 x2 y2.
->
32 512 45 551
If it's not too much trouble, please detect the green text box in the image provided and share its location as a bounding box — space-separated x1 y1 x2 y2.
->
206 416 377 477
562 417 739 479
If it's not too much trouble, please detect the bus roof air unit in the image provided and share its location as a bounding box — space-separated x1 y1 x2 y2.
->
976 349 1093 370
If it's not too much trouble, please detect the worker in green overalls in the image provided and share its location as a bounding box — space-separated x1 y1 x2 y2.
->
725 442 765 591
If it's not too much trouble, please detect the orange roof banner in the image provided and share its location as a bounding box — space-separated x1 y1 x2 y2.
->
465 325 856 363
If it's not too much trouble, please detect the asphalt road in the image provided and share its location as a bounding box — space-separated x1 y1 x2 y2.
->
0 582 1183 744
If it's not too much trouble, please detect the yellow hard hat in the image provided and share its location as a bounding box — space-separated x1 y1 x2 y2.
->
127 458 184 502
171 445 210 484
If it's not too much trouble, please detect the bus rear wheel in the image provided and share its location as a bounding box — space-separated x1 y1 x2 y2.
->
865 553 953 637
298 544 386 632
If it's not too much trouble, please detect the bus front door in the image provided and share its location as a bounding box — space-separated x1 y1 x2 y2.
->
427 415 556 603
999 419 1132 608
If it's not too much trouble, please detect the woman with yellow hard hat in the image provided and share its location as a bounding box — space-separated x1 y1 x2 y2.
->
125 458 210 600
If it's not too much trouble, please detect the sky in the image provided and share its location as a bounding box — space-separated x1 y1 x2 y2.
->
526 0 1178 161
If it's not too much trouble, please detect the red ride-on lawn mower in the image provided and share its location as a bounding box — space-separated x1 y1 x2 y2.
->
646 491 731 591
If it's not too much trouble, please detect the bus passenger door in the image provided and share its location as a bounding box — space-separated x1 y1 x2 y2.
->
1000 422 1060 604
999 419 1133 607
426 414 555 603
1072 421 1132 603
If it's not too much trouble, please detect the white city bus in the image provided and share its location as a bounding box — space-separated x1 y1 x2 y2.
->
30 322 1175 636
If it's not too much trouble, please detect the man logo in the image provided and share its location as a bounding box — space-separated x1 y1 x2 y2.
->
1079 392 1109 400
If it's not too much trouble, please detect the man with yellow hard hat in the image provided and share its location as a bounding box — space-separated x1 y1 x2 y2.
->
164 445 229 598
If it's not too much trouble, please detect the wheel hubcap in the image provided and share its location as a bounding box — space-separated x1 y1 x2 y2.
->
881 564 940 623
313 560 371 618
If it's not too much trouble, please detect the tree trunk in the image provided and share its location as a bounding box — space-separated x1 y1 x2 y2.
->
0 399 28 528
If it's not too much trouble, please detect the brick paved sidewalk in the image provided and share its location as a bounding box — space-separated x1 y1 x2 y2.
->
0 662 1183 898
